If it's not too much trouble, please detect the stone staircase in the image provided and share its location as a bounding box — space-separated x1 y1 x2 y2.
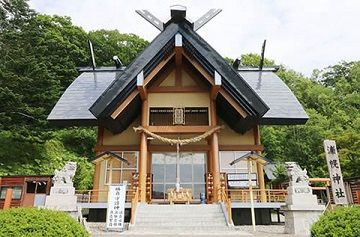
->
128 204 236 235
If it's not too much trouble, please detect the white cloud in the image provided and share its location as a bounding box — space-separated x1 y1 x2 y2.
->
28 0 360 76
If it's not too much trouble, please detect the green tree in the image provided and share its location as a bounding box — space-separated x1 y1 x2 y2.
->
89 29 148 66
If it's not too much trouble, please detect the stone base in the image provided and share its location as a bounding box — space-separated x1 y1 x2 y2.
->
283 208 323 236
45 186 77 211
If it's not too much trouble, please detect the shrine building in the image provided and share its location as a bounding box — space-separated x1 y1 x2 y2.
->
48 6 308 224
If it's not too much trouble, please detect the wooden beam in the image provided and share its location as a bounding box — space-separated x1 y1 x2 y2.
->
182 51 214 86
211 85 220 100
219 144 264 151
175 34 183 87
148 86 208 93
219 88 248 118
149 145 210 152
210 71 221 100
96 145 211 152
150 63 175 88
182 61 210 89
137 70 147 100
145 125 214 134
139 98 149 203
111 90 139 119
94 144 264 152
94 145 140 152
143 52 175 86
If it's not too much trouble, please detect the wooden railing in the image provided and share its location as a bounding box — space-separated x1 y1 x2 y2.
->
75 189 135 203
218 187 233 225
227 189 288 203
130 187 139 225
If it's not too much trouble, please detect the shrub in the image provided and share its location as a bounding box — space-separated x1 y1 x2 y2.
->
311 205 360 237
0 208 89 237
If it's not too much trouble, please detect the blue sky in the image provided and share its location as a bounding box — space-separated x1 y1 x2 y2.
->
29 0 360 76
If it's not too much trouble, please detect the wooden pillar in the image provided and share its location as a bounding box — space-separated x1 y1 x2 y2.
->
254 126 266 202
139 99 148 203
93 126 104 202
3 188 13 209
210 99 221 202
211 132 221 202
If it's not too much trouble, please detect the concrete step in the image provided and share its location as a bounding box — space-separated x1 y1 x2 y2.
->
135 221 227 227
130 226 233 231
136 211 224 216
134 216 226 222
131 204 232 233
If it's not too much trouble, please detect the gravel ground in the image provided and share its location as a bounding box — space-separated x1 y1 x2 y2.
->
88 223 301 237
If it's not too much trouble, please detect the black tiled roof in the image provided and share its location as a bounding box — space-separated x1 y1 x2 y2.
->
239 71 308 124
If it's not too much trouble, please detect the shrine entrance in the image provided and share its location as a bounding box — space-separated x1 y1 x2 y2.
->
151 152 206 202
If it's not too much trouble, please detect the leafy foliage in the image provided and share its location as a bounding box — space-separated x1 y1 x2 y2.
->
0 207 89 237
0 0 148 189
311 206 360 237
89 29 148 66
0 0 359 191
239 54 360 178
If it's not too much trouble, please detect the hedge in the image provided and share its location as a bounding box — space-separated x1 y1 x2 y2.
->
311 205 360 237
0 208 89 237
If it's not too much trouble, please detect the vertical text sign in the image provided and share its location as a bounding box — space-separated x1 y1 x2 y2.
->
323 140 348 204
106 184 127 230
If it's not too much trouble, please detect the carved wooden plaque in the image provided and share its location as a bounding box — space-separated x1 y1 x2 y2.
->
173 108 185 125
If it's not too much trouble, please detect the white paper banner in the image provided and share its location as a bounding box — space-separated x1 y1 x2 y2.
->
106 183 127 230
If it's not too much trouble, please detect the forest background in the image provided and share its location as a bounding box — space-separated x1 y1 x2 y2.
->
1 0 359 189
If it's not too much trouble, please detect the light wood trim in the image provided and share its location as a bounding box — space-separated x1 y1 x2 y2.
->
148 86 208 93
149 145 210 152
96 144 209 152
94 144 263 152
151 63 175 88
211 132 220 202
219 89 248 118
219 145 264 151
111 90 139 119
145 125 214 134
175 47 182 87
210 98 217 126
139 98 149 203
94 145 140 152
182 51 214 86
139 132 147 203
137 85 147 100
141 99 148 126
182 62 210 89
211 85 220 100
96 127 104 146
254 125 260 145
144 52 175 86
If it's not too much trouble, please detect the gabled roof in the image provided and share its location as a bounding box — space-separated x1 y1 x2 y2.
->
48 9 308 133
90 22 268 121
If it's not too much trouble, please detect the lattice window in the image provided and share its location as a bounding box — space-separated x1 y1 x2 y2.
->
149 107 208 126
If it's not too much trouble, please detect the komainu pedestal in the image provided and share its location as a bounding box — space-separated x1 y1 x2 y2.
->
45 162 78 211
282 162 324 236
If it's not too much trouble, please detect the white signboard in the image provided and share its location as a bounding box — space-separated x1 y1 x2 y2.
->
324 140 348 204
106 184 127 230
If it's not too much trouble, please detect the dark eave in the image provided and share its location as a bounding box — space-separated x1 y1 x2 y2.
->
90 23 180 119
90 22 269 134
178 23 269 117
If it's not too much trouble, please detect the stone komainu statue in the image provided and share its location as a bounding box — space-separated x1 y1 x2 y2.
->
52 162 77 185
285 162 309 184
